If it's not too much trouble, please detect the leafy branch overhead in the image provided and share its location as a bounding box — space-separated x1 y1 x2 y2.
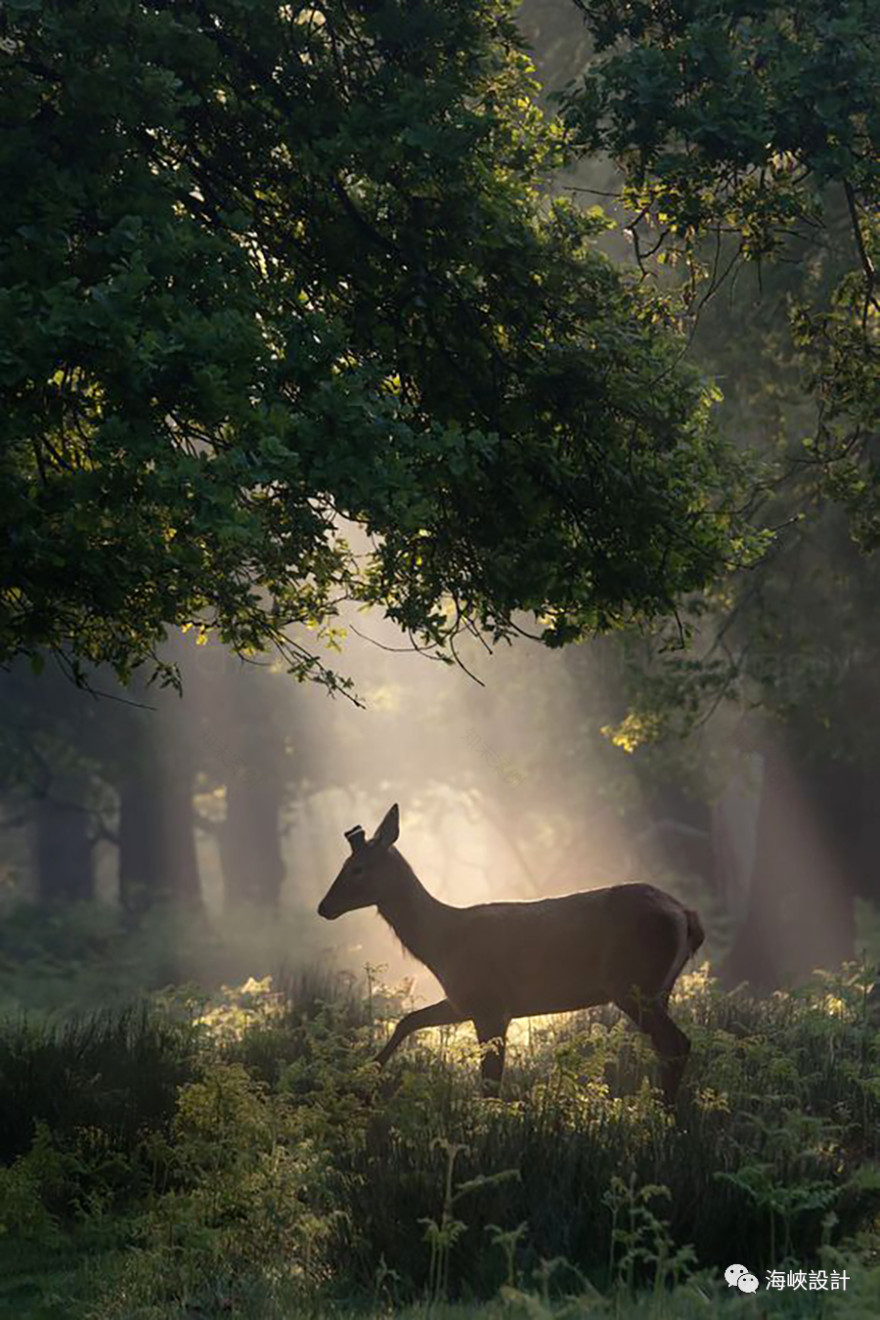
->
563 0 878 544
0 0 753 687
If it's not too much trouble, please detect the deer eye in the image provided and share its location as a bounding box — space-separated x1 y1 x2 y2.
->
351 863 365 877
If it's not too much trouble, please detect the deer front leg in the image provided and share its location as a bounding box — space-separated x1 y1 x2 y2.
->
474 1014 510 1099
374 998 464 1067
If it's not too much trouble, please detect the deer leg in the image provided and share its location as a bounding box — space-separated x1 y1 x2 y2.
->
374 998 464 1068
614 992 691 1107
474 1015 509 1099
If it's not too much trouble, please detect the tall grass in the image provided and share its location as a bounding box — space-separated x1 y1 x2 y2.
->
2 963 880 1318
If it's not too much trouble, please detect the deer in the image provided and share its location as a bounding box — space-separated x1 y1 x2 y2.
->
317 804 704 1105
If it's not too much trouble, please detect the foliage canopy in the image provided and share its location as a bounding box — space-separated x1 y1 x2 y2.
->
564 0 878 544
0 0 746 686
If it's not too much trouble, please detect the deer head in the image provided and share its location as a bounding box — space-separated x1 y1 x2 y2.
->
317 803 400 920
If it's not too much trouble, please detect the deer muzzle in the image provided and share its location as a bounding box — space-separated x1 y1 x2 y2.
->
317 896 340 920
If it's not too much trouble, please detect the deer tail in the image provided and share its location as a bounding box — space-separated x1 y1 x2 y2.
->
685 907 705 958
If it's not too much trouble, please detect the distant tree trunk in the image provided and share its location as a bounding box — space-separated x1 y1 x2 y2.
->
118 753 200 916
710 752 764 925
31 794 94 903
721 747 855 990
810 762 880 903
219 773 285 910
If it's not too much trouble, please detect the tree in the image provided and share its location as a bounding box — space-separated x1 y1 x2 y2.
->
190 645 297 912
551 0 879 983
0 660 108 903
115 693 202 916
0 0 752 691
0 653 208 912
562 0 878 538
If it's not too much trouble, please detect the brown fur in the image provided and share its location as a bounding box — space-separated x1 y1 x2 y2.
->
318 805 701 1105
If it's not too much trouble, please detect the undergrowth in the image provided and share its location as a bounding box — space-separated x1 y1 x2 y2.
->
2 961 880 1318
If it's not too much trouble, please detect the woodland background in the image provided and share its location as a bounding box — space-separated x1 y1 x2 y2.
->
0 0 878 1315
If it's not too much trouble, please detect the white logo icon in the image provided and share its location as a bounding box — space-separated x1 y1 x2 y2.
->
726 1264 759 1292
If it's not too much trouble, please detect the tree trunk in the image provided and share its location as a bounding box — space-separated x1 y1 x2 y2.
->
710 753 763 922
118 753 200 916
721 747 855 990
219 773 285 910
31 794 94 903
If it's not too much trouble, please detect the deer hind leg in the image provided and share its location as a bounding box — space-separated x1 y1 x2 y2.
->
474 1014 510 1099
613 991 691 1108
374 998 464 1068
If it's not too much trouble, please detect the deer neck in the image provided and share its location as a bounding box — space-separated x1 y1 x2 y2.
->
377 851 454 975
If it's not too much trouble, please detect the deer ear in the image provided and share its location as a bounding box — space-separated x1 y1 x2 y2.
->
374 803 400 849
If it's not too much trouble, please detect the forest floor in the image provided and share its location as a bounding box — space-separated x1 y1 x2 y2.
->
2 911 880 1318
